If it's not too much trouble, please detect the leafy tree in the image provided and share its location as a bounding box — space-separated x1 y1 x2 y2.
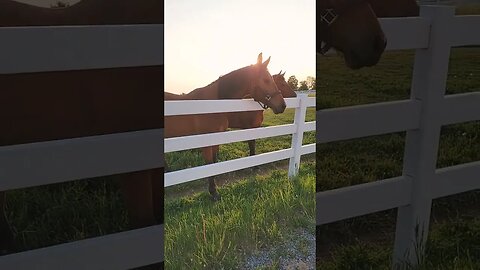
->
306 76 316 90
287 75 299 90
298 81 309 90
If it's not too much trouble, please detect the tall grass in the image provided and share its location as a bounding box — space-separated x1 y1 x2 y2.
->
165 162 315 269
164 103 316 268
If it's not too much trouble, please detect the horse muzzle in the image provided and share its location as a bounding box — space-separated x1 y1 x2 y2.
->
269 99 286 114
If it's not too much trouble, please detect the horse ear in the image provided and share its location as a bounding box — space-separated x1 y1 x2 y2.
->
278 70 282 75
262 56 271 67
282 71 286 76
257 53 263 65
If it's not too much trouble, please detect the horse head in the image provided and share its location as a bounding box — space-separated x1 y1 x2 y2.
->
251 53 286 114
273 70 296 98
318 0 387 69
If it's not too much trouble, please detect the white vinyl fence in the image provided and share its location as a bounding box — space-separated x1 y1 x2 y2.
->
316 6 480 268
0 24 164 269
164 94 316 187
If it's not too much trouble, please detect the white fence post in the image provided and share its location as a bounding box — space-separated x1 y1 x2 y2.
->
288 93 308 177
392 6 454 268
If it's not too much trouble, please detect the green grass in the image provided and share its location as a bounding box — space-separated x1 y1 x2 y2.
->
457 4 480 15
316 45 480 269
317 216 480 270
164 103 316 268
6 177 129 251
165 162 315 269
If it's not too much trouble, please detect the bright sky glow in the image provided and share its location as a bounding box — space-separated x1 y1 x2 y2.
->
165 0 315 94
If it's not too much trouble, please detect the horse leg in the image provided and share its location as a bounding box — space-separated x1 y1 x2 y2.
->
0 191 15 255
203 147 220 201
248 140 256 156
119 170 156 228
248 139 260 172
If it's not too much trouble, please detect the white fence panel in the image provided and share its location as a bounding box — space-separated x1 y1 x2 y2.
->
317 6 480 269
380 17 430 50
0 24 163 74
440 92 480 125
166 148 294 187
0 225 163 270
317 100 421 143
0 129 163 191
165 124 296 153
433 161 480 198
164 97 300 116
316 177 412 225
165 94 315 187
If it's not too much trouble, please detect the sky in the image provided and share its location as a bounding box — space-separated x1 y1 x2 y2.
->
165 0 315 94
15 0 316 94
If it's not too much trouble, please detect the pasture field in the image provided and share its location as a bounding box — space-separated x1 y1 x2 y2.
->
5 171 129 251
165 106 316 198
165 161 315 269
164 105 316 269
316 42 479 269
3 92 315 269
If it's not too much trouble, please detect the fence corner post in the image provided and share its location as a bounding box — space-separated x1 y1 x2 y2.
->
288 93 308 178
392 5 454 269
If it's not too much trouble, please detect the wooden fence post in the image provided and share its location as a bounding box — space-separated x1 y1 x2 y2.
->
392 5 454 269
288 93 308 177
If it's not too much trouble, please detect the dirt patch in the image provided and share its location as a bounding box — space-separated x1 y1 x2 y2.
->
243 228 316 270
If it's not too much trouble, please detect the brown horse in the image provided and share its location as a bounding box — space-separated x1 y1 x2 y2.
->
0 1 163 267
318 0 420 69
165 53 285 201
318 0 387 69
227 71 297 156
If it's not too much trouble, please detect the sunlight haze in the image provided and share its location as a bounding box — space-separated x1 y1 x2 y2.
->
165 0 315 94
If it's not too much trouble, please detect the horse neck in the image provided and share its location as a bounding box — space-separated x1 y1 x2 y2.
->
168 66 254 100
183 81 220 100
216 66 255 99
0 0 162 26
164 92 183 100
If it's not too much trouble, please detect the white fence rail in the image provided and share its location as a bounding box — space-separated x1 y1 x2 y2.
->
0 24 164 269
165 94 315 187
316 6 480 268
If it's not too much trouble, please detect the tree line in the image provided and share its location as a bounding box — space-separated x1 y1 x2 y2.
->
287 75 316 91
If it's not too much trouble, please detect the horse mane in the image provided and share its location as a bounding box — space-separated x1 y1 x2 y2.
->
181 64 256 99
217 65 256 99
